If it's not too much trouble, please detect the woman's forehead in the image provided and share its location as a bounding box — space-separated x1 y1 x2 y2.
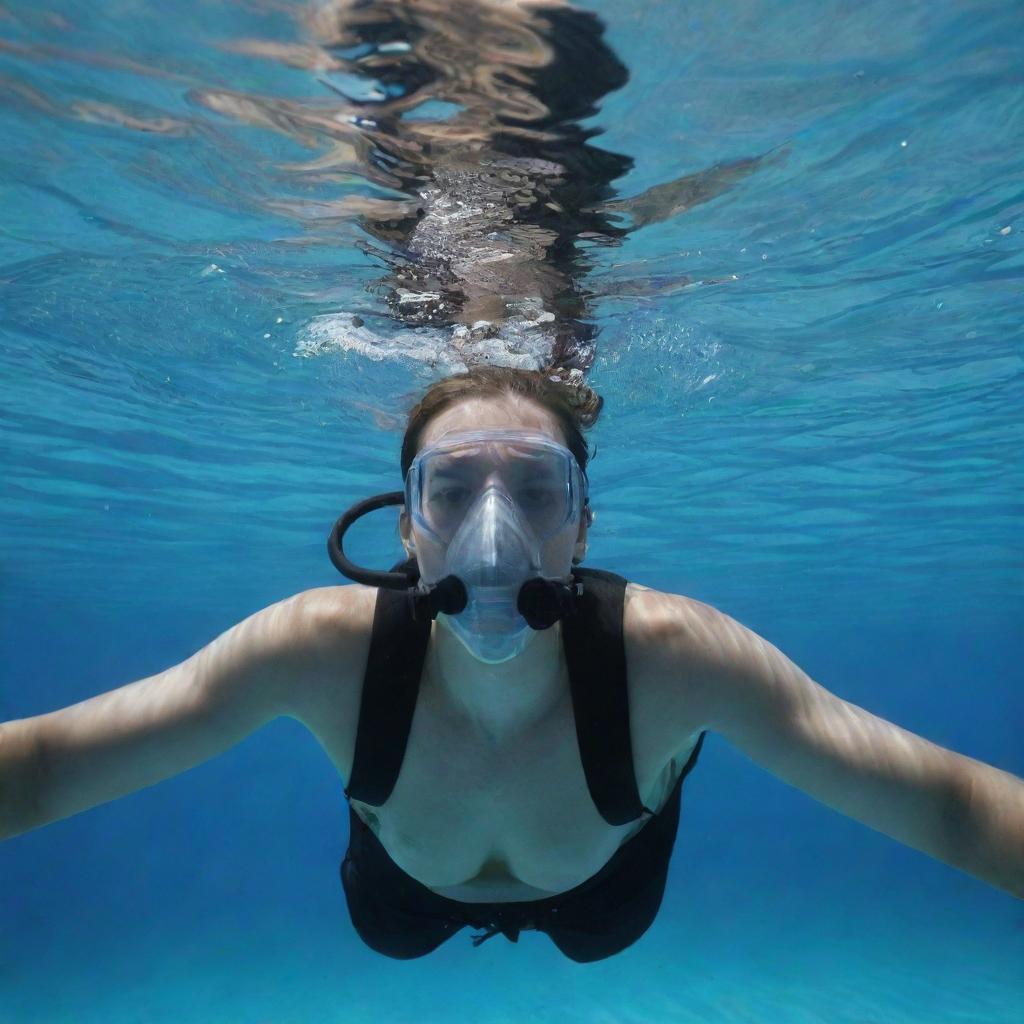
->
420 395 565 448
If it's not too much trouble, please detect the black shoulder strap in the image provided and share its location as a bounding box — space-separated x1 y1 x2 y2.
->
561 567 647 826
346 561 651 824
344 558 431 807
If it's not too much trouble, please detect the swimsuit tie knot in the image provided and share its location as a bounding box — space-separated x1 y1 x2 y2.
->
470 916 534 947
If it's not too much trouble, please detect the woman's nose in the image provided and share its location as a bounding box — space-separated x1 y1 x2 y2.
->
479 471 513 497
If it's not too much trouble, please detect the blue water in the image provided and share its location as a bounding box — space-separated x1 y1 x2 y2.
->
2 0 1022 1020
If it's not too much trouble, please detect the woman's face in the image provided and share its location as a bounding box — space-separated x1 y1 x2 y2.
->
401 394 590 571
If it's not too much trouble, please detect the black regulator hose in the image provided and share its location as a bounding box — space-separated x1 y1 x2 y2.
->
327 491 414 590
327 491 468 619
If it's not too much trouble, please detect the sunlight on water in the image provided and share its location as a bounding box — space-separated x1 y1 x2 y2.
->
1 1 1021 1021
1 0 1019 623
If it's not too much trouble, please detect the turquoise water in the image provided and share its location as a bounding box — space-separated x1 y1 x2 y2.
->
2 0 1022 1020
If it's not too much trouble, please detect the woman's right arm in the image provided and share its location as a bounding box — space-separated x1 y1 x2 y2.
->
0 586 370 841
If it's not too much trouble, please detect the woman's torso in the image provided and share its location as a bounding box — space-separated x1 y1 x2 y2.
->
303 581 706 903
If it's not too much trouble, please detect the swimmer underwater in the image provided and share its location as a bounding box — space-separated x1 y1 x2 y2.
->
2 0 1023 964
1 365 1022 960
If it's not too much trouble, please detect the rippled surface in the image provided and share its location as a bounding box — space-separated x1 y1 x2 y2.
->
2 0 1021 625
2 1 1022 1021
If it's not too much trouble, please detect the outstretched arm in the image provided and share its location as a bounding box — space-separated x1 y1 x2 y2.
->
0 587 366 841
639 590 1024 898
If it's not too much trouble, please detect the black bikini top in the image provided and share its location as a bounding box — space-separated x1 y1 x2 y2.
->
344 560 667 826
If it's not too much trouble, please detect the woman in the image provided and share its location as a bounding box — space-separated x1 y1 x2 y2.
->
1 365 1022 964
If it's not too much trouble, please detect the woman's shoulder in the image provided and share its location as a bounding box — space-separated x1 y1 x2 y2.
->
621 582 746 722
618 582 721 763
250 584 377 688
261 585 377 739
287 583 378 631
623 581 728 651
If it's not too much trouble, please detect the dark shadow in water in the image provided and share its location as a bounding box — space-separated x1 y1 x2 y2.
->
3 0 763 377
305 0 764 377
309 0 635 374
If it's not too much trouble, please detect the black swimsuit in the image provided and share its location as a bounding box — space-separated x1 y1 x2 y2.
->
340 565 705 962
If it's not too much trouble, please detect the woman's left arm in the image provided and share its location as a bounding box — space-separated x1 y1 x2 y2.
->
643 592 1024 898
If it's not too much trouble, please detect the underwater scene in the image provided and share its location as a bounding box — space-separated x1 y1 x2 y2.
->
1 0 1022 1021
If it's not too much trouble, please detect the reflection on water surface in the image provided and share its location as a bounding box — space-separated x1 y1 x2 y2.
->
197 0 761 376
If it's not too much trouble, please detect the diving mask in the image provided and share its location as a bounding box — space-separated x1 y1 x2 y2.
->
327 429 590 663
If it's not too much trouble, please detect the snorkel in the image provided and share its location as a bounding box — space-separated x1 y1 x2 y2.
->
327 430 588 662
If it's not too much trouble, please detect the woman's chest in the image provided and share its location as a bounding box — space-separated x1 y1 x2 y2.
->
311 583 705 901
346 686 694 901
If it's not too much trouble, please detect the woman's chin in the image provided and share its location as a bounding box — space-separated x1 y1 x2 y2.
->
438 614 536 664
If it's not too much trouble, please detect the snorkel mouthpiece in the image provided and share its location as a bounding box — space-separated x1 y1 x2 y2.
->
518 576 581 630
327 492 580 634
431 485 580 658
428 574 469 616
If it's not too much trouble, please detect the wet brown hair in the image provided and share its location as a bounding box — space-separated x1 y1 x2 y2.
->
400 367 603 478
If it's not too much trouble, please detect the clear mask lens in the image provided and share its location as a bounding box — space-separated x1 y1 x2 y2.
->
408 431 584 547
405 430 587 663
